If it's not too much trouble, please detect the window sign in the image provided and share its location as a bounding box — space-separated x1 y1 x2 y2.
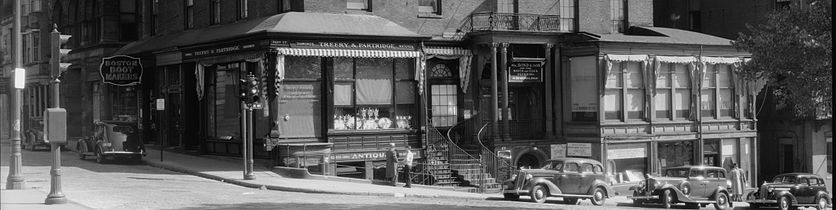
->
551 144 566 158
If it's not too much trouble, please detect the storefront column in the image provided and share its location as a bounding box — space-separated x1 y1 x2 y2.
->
365 160 374 180
490 43 499 140
500 43 511 141
544 44 554 137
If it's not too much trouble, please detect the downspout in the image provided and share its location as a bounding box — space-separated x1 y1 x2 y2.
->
697 45 704 166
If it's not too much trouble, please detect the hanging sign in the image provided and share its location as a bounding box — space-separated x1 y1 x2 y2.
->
100 55 143 86
508 60 543 83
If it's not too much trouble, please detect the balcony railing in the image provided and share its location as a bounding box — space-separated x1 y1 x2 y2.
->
461 12 563 33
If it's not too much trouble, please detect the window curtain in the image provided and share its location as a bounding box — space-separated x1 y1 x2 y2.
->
602 54 649 118
654 56 698 120
699 56 742 119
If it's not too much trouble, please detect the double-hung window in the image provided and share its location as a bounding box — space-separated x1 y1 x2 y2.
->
559 0 575 32
428 61 458 127
238 0 248 19
605 61 645 121
701 64 734 119
332 58 417 130
610 0 626 33
184 0 194 29
655 63 691 120
210 0 221 25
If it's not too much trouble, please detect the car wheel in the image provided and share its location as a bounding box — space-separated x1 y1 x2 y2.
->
713 192 729 210
662 189 675 209
503 193 519 201
778 195 791 210
95 149 105 164
632 191 644 206
563 198 578 205
530 185 548 204
590 187 606 206
815 195 827 210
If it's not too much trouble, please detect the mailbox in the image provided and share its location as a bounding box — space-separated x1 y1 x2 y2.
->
44 108 67 144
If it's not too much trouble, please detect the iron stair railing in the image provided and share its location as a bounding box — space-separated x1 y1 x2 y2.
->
476 122 515 191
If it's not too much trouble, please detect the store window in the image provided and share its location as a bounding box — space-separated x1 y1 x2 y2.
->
332 58 416 130
605 61 644 121
428 62 458 127
210 0 221 25
347 0 371 11
109 86 138 121
607 143 648 183
658 141 695 169
207 63 242 140
655 63 691 120
184 0 194 29
418 0 441 15
559 0 575 32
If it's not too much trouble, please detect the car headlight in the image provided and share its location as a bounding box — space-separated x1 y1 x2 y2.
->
525 174 533 180
726 180 732 187
510 174 518 180
102 142 112 147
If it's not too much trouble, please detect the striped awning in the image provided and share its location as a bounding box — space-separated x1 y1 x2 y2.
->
424 46 472 56
276 48 420 58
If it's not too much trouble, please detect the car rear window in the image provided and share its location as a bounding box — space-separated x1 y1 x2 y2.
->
773 176 797 184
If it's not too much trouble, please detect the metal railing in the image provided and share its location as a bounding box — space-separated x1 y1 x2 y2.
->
461 12 562 33
477 122 515 187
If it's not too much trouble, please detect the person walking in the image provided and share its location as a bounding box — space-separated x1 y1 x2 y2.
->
385 143 399 186
401 146 414 188
729 163 747 201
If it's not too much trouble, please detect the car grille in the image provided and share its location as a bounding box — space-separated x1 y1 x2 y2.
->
759 185 768 199
515 171 526 190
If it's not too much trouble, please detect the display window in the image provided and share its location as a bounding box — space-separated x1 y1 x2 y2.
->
331 58 417 131
658 141 695 169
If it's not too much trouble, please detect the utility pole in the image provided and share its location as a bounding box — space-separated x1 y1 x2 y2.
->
6 0 26 190
44 24 71 205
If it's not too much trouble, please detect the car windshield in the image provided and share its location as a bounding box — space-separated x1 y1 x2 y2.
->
772 176 797 184
541 161 564 170
664 168 690 178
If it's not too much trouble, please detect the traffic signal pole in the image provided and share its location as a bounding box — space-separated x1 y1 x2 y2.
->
240 72 258 180
6 0 26 190
45 25 69 205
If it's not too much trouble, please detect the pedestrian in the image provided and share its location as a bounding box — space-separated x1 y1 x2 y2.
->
729 163 747 201
385 143 399 187
401 146 414 188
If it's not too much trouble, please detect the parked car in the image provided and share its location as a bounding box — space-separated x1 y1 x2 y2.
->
76 121 145 163
628 166 732 210
745 173 832 210
501 158 614 206
22 118 49 151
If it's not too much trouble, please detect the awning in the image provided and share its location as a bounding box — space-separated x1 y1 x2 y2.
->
424 46 472 56
423 46 473 94
276 48 420 58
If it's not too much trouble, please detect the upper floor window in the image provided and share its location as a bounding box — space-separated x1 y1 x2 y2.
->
120 0 138 41
610 0 626 33
570 56 598 121
347 0 371 11
418 0 441 15
701 64 734 119
184 0 194 29
210 0 221 25
605 61 645 121
278 0 293 13
655 63 691 120
149 0 158 35
238 0 248 19
559 0 575 32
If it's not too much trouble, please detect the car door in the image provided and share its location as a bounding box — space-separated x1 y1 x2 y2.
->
578 163 597 193
558 162 582 194
796 177 813 204
688 168 708 198
706 169 727 199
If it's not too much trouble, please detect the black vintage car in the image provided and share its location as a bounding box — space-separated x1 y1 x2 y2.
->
629 166 732 210
745 173 832 210
76 121 145 163
501 158 614 206
22 118 50 151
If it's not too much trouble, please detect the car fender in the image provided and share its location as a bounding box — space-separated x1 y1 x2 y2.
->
585 180 614 197
656 184 688 201
530 177 563 195
815 191 832 202
774 191 798 204
710 187 730 200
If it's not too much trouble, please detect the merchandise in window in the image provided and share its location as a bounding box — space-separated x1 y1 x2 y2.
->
332 58 416 131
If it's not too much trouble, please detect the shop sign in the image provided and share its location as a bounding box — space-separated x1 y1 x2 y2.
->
155 98 165 110
508 61 543 83
100 55 143 86
290 41 416 51
182 42 260 59
567 143 592 157
330 150 422 162
550 144 566 158
607 147 647 159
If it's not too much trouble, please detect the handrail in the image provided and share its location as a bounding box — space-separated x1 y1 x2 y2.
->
476 122 515 186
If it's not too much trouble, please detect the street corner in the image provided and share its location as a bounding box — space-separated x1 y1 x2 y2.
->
0 189 93 210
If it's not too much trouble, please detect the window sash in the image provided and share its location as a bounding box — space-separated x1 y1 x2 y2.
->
347 0 369 10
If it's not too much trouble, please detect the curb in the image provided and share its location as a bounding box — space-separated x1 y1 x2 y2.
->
143 160 490 200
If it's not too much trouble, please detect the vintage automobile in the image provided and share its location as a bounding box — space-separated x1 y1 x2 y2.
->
22 118 50 151
745 173 832 210
76 121 145 163
628 166 732 210
501 158 614 206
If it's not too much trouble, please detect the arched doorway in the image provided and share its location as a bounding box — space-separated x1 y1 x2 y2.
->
517 153 540 169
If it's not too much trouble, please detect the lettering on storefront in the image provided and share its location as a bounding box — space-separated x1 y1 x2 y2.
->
331 150 421 162
281 84 317 100
508 60 543 83
182 42 260 59
290 41 416 51
567 143 592 157
100 55 143 86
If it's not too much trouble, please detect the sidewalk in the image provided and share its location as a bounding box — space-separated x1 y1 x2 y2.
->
141 147 494 200
0 189 92 210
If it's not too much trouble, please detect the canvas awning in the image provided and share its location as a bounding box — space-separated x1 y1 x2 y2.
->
275 48 421 58
423 46 473 93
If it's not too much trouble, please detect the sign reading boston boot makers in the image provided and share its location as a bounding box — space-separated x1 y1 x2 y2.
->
100 55 143 86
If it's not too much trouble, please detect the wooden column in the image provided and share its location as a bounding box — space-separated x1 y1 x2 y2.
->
491 43 499 140
500 43 510 141
544 44 554 137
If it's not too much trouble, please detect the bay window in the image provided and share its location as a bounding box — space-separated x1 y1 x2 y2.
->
655 63 691 120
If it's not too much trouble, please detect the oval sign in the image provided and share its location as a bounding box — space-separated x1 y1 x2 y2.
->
100 55 143 86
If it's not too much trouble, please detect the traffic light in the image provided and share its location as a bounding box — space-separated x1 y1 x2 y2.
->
50 25 72 78
239 73 260 104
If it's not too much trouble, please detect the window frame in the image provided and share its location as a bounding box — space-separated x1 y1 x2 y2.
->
604 61 645 122
559 0 576 32
655 63 692 121
428 62 459 128
418 0 441 16
346 0 371 12
184 0 194 29
701 64 736 120
610 0 627 33
210 0 221 25
237 0 248 19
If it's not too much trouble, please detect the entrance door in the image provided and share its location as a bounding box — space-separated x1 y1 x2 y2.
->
781 144 794 173
508 84 544 139
156 65 183 147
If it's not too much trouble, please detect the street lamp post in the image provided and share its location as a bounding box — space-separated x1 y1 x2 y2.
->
6 0 26 190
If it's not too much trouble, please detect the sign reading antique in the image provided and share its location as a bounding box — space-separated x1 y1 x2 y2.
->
330 150 421 162
290 41 416 51
508 61 543 82
100 55 143 86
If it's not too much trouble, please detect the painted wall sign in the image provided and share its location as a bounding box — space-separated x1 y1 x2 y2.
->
330 150 421 162
100 55 143 86
290 41 416 51
551 144 566 159
182 42 260 59
567 143 592 157
508 61 543 83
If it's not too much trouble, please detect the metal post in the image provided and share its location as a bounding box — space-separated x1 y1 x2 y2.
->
244 106 254 180
6 0 26 190
45 77 67 204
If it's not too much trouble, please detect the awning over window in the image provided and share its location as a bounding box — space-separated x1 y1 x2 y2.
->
423 46 473 94
276 48 421 58
424 46 472 57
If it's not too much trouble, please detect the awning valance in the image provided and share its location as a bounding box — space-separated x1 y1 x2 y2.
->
424 46 472 56
701 56 741 64
655 56 698 64
605 54 649 62
276 48 421 58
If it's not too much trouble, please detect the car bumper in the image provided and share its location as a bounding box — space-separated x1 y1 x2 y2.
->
503 189 526 195
744 199 777 204
628 195 659 200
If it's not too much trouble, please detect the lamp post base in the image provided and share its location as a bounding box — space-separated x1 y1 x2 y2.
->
45 194 67 205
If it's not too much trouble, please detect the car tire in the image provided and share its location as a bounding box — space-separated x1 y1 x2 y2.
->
95 149 105 164
530 185 548 204
503 193 519 201
632 191 644 206
778 195 792 210
815 195 828 210
662 189 674 209
563 198 578 205
713 192 729 210
590 187 606 206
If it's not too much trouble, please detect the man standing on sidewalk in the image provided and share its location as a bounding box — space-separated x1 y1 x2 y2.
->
385 143 399 186
401 146 414 188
